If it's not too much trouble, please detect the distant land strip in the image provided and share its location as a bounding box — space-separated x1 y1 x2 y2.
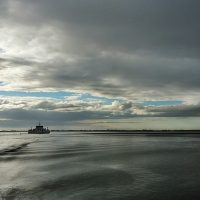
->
1 130 200 134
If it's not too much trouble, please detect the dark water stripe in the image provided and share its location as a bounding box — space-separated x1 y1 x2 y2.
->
0 142 35 156
2 168 133 199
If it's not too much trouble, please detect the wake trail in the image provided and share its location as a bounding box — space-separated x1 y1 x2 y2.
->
0 140 38 156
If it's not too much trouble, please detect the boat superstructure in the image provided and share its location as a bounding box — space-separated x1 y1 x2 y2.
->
28 122 50 134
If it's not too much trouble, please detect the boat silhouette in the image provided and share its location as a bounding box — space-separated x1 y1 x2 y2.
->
28 122 50 134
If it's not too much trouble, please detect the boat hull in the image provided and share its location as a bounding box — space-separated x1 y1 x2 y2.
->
28 130 50 134
28 123 50 134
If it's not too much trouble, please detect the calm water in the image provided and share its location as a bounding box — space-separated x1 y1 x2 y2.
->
1 132 200 200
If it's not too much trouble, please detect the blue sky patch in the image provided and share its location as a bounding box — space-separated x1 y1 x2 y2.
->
0 91 183 107
0 90 75 99
0 90 114 104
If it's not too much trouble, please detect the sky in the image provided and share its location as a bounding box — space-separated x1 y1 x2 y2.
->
0 0 200 130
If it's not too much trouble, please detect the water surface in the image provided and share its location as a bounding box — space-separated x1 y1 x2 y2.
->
0 132 200 200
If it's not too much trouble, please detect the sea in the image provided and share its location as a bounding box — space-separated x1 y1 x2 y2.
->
1 132 200 200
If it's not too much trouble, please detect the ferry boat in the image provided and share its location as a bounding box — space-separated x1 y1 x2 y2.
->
28 122 50 134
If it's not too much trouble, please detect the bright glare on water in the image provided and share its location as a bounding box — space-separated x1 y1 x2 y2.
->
1 132 200 200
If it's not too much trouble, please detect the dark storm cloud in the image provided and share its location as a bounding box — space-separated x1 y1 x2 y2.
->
145 104 200 117
2 0 198 96
1 0 200 55
1 0 200 122
0 108 111 122
0 57 38 68
9 0 200 56
22 55 200 98
0 1 8 15
1 102 200 124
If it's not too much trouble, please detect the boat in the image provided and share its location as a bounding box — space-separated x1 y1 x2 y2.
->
28 122 50 134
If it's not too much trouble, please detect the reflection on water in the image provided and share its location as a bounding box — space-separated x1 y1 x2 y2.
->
1 133 200 199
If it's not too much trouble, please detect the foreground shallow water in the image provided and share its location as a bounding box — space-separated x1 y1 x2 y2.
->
1 132 200 200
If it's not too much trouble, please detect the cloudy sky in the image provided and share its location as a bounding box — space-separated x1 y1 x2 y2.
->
0 0 200 130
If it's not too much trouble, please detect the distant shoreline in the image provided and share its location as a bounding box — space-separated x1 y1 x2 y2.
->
1 129 200 134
